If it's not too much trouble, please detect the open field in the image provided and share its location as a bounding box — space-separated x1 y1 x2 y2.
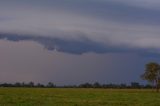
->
0 88 159 106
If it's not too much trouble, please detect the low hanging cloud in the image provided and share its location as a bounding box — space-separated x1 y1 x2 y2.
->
0 32 159 57
0 0 160 55
0 33 109 54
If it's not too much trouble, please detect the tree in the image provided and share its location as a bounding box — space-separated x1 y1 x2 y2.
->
36 83 44 88
47 82 56 88
79 83 93 88
141 62 160 92
93 82 101 88
14 82 22 87
28 81 34 87
131 82 140 88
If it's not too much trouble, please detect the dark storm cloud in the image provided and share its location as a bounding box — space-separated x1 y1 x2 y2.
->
0 33 160 58
0 33 109 54
0 0 160 53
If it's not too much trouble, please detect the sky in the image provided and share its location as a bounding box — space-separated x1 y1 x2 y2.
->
0 0 160 85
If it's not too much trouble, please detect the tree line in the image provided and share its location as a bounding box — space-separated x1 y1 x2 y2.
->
0 81 152 89
0 62 159 91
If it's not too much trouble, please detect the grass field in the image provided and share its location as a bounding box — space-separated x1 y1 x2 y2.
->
0 88 159 106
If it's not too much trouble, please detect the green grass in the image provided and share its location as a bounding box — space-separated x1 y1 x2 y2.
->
0 88 159 106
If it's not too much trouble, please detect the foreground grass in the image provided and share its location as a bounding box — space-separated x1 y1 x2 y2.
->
0 88 159 106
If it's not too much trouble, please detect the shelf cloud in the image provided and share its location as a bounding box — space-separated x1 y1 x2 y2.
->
0 0 160 55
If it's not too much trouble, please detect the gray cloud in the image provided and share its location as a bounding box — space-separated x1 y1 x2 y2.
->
114 0 160 10
0 33 160 58
0 33 109 54
0 0 160 55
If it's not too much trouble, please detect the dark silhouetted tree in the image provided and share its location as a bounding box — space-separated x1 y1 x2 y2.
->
28 82 34 87
79 83 93 88
36 83 45 88
47 82 56 88
141 62 160 92
14 82 22 87
93 82 101 88
131 82 140 88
